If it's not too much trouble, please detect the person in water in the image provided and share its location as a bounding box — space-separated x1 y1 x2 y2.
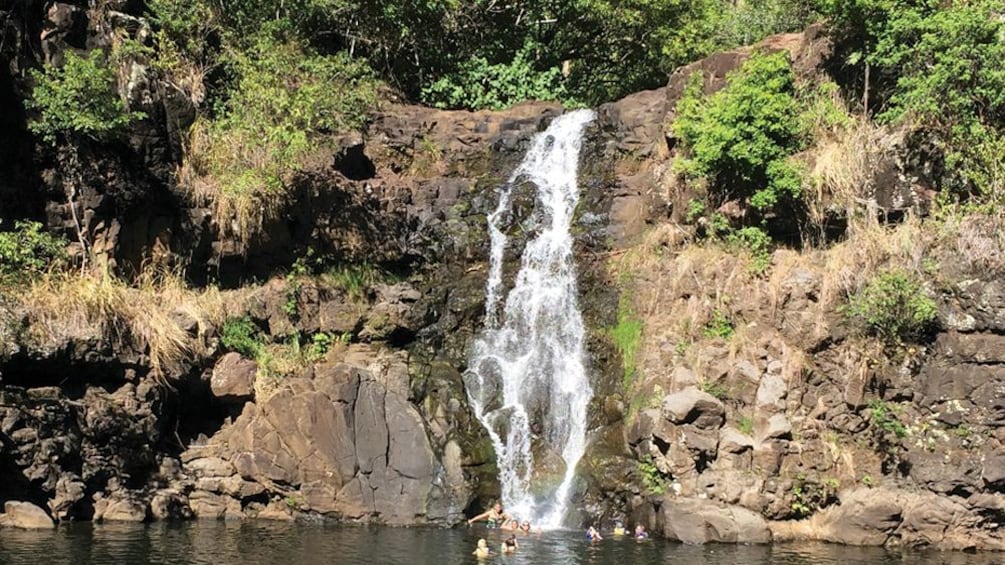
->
473 538 491 558
501 518 520 531
613 521 626 536
586 525 603 541
519 520 533 534
468 503 509 528
501 534 519 554
634 524 649 540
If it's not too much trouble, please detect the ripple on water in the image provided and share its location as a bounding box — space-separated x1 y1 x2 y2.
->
0 523 996 565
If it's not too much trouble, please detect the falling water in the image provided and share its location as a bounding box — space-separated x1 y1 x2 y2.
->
465 109 596 528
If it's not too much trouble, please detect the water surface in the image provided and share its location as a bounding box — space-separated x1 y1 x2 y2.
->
0 522 994 565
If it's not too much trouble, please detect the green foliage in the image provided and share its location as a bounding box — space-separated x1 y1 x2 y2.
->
637 455 669 495
790 475 839 518
422 41 570 110
684 199 706 224
823 0 1005 199
324 262 398 301
674 51 805 213
146 0 220 77
220 316 262 358
725 226 773 274
28 50 145 144
553 0 723 104
0 221 68 283
798 80 853 138
702 308 734 339
198 31 378 204
611 296 644 389
867 399 907 439
845 269 938 344
866 398 907 471
714 0 820 48
304 331 350 362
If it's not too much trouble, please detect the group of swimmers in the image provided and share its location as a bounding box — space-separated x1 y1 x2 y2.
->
470 503 649 557
467 503 535 533
586 521 648 541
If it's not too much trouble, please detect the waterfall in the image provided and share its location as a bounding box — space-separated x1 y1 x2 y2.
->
465 109 596 528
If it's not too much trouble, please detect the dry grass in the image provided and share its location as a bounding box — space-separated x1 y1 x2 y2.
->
947 211 1005 276
805 119 893 228
19 267 230 380
818 214 932 307
177 120 296 247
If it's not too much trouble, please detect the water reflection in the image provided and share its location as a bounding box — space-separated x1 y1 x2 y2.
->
0 522 995 565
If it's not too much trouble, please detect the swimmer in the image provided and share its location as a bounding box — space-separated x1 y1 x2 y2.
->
634 524 649 540
519 520 533 534
468 502 509 528
473 538 491 558
501 518 520 531
613 521 626 536
501 534 519 554
586 525 603 542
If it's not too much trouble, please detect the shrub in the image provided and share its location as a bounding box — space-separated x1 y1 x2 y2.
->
637 455 669 495
714 0 821 48
823 0 1005 199
673 51 805 214
725 226 773 274
0 221 67 283
702 308 734 339
220 316 262 357
421 41 569 110
188 31 379 239
845 269 938 344
28 50 145 144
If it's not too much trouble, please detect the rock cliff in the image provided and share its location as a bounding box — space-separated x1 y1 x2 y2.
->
1 2 1003 553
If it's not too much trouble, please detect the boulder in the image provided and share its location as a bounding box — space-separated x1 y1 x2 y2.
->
982 453 1005 491
661 387 725 429
755 374 787 411
755 414 792 443
0 501 55 529
93 495 148 522
660 497 771 544
210 352 257 402
718 427 754 454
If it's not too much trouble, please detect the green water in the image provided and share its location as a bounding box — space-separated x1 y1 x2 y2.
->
0 522 993 565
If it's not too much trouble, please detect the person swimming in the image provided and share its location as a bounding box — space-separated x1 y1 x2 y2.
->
519 520 533 534
613 521 626 536
634 524 649 539
586 525 603 542
501 534 519 554
501 518 520 531
473 538 491 558
468 502 509 528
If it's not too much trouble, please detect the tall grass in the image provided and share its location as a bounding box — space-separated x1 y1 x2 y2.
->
19 267 227 380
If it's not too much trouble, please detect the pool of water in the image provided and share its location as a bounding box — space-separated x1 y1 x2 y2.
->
0 521 994 565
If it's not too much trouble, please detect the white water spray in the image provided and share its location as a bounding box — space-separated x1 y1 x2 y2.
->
465 109 596 528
